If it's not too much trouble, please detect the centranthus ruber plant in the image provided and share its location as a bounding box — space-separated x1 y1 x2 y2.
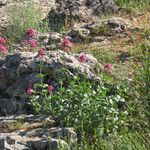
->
0 37 6 45
104 63 111 74
21 28 38 51
27 47 55 114
61 38 72 52
0 37 7 55
78 53 88 63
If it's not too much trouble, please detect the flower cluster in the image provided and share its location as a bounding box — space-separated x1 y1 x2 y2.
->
26 46 47 95
78 53 88 63
0 37 7 54
26 28 36 38
26 85 54 95
37 48 45 57
104 63 111 74
61 38 72 51
21 28 37 49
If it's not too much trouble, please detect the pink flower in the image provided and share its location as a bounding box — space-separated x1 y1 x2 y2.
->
37 48 45 57
104 63 111 74
26 88 33 95
61 39 72 49
26 28 36 37
48 86 54 94
21 40 28 45
78 53 88 63
0 38 6 45
29 39 36 48
0 45 7 54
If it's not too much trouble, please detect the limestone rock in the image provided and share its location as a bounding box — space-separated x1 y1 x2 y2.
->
0 115 77 150
85 17 129 36
48 32 62 44
68 28 90 43
47 0 118 31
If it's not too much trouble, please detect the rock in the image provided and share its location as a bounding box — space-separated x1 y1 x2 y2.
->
85 17 129 36
48 32 62 44
46 0 118 31
0 51 101 116
0 67 9 90
91 36 106 42
0 98 24 116
0 0 7 6
0 137 4 150
36 32 49 42
118 52 130 63
68 28 90 43
0 115 77 150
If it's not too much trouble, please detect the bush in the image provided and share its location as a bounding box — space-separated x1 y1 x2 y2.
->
30 73 129 135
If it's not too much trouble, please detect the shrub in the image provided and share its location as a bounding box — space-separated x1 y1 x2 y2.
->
30 72 129 135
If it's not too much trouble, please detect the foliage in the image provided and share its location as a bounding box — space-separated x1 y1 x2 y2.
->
30 70 129 135
128 43 150 131
116 0 150 12
79 131 150 150
90 25 111 36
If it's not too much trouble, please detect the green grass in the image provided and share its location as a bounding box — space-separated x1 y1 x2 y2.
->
116 0 150 13
2 2 49 47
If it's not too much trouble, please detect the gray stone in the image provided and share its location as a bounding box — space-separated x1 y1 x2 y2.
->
46 0 118 31
0 137 4 150
0 115 77 150
48 32 62 44
68 28 90 43
85 17 129 36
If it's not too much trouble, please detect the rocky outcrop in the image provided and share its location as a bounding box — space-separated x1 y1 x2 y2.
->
45 17 130 46
0 51 101 116
47 0 118 31
0 115 77 150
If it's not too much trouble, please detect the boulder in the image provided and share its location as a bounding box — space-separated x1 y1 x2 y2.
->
47 0 118 31
68 28 90 43
85 17 129 36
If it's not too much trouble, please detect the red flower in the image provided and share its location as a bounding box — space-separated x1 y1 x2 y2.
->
29 39 36 48
0 38 6 45
0 45 7 54
78 53 88 63
26 88 33 95
48 86 54 94
104 63 111 74
26 28 36 37
37 48 45 57
61 39 72 49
